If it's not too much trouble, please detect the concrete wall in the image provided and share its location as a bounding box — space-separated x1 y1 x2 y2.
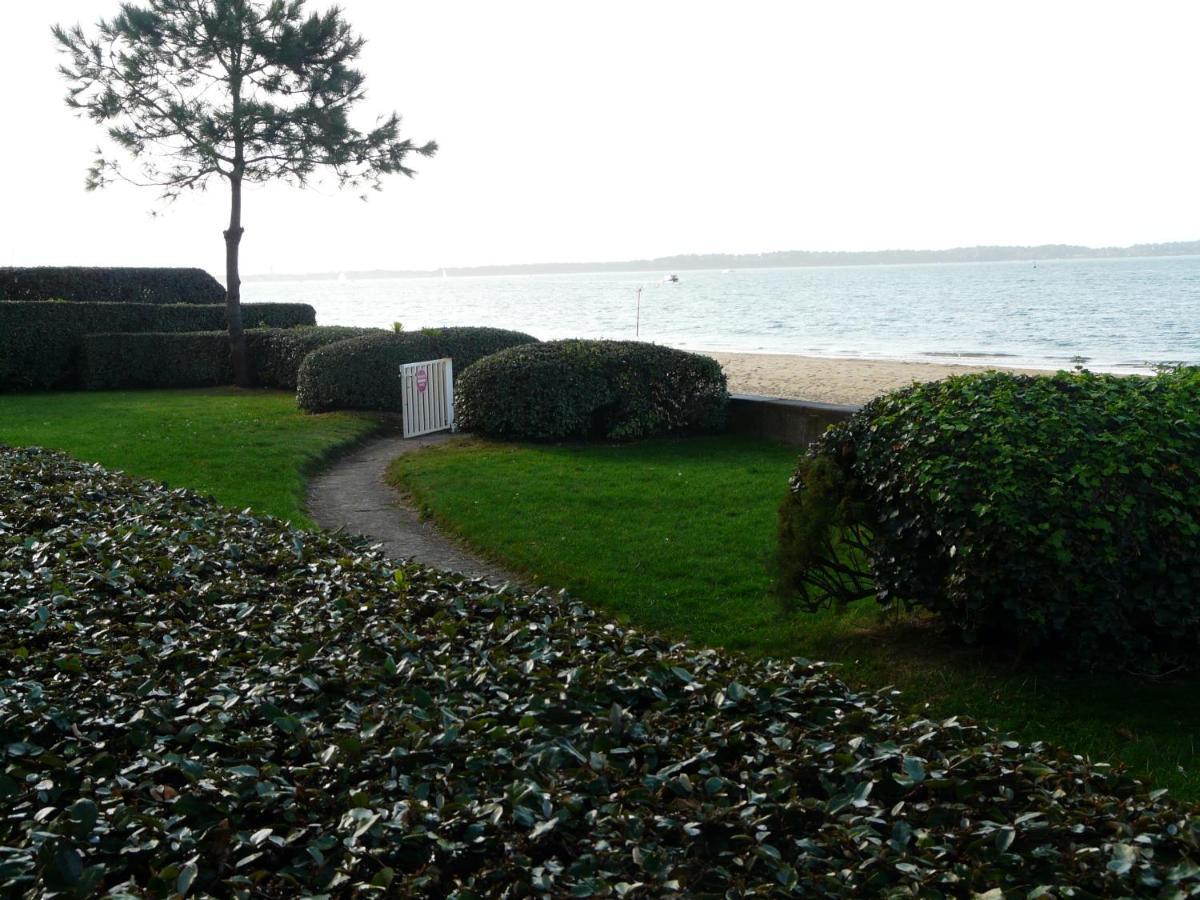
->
725 394 858 447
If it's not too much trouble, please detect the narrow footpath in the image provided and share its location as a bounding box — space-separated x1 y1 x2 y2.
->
306 431 523 587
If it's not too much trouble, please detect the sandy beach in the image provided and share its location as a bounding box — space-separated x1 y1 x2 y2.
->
702 351 1058 406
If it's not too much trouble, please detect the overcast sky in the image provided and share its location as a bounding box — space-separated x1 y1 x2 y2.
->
3 1 1198 275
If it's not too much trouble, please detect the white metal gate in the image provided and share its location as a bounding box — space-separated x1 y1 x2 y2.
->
400 358 455 438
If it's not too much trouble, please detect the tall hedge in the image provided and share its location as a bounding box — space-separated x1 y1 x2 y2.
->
456 340 729 440
776 368 1200 672
80 325 383 391
297 327 540 413
0 267 224 304
81 332 235 390
0 301 315 390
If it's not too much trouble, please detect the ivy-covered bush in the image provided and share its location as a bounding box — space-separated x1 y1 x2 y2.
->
296 327 539 412
0 266 224 303
777 368 1200 671
456 339 728 440
3 444 1200 896
0 301 315 390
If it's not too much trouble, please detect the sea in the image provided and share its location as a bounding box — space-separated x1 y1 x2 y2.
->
244 255 1200 372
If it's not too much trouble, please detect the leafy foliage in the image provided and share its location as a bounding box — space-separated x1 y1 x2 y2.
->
0 302 314 391
2 445 1200 896
0 267 223 304
777 369 1200 671
456 339 729 441
296 328 540 413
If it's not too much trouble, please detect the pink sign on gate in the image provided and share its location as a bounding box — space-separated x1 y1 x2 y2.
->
415 367 429 393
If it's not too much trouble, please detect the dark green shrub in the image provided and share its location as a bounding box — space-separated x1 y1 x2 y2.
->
80 325 379 391
297 327 539 412
228 303 317 330
81 331 234 389
0 301 315 390
0 266 224 303
5 443 1200 896
456 339 728 440
777 368 1200 671
246 325 383 390
417 325 540 369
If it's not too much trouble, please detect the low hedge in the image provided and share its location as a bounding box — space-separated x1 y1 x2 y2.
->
297 327 539 412
776 368 1200 672
80 326 383 391
4 444 1200 896
0 301 315 390
0 266 224 303
456 339 728 440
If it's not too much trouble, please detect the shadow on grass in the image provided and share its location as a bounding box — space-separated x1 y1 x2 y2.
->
802 608 1200 799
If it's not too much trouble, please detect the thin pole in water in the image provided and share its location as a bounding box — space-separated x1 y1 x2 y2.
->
635 287 642 337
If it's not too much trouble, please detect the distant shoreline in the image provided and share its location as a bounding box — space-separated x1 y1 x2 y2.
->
680 345 1154 373
244 240 1200 281
699 350 1145 406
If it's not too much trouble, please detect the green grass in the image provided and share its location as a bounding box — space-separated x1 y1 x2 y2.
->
390 435 1200 801
0 388 381 527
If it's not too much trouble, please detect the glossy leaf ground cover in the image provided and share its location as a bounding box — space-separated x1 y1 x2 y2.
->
389 437 1200 801
4 446 1200 897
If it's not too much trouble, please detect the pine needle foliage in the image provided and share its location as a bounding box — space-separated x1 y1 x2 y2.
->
54 0 436 383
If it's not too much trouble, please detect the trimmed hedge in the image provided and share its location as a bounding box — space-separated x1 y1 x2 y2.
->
456 339 728 440
297 327 539 412
6 444 1200 896
238 304 316 330
80 325 383 391
81 332 234 390
247 325 383 390
0 301 315 390
0 266 224 304
776 368 1200 672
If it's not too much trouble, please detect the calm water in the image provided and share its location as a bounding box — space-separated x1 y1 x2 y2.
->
245 256 1200 371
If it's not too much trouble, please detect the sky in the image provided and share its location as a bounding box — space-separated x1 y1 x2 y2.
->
2 1 1199 276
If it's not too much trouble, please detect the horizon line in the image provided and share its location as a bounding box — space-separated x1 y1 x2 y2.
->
243 238 1200 281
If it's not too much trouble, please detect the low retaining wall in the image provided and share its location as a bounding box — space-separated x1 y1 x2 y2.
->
725 394 858 446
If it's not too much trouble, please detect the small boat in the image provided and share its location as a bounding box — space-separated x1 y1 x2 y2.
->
663 274 679 284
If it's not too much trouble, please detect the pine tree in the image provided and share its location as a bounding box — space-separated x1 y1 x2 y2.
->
55 0 436 385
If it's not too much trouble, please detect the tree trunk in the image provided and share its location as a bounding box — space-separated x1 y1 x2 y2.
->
224 174 248 387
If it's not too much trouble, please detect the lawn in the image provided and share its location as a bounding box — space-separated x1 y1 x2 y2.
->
0 388 381 527
390 435 1200 801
